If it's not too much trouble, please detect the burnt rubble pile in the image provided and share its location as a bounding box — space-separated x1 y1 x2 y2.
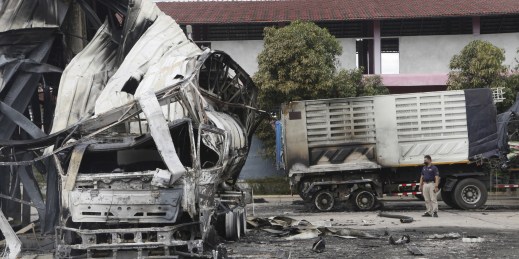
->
0 0 263 257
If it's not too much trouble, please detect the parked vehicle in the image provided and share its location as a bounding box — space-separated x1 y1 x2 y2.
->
278 89 503 211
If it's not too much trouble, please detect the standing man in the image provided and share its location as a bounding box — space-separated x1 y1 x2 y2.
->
419 155 440 217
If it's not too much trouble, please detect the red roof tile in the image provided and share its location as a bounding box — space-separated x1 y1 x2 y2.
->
156 0 519 24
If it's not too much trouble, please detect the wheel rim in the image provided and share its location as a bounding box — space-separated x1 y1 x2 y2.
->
315 191 334 211
355 190 375 210
461 185 481 204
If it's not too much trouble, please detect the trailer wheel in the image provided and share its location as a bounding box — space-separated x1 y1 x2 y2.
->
441 190 459 209
453 178 488 209
225 211 240 240
351 189 377 211
239 209 247 235
313 190 335 212
296 181 307 199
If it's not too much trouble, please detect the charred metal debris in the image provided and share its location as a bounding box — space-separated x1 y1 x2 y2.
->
0 0 265 258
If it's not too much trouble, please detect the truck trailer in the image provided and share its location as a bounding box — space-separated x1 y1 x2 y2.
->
280 88 502 211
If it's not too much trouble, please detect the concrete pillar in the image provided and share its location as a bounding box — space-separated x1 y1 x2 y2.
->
373 20 382 74
368 40 374 74
472 17 481 36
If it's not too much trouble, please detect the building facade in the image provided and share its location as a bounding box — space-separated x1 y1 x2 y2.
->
156 0 519 178
157 0 519 84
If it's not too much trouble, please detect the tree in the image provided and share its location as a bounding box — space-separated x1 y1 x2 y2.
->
447 40 519 112
502 50 519 110
253 21 387 159
254 20 342 110
448 40 507 90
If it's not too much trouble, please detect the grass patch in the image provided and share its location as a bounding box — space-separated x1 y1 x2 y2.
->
244 177 291 195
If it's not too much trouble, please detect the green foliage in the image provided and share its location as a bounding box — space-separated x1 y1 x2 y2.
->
254 20 342 109
448 40 519 112
253 21 387 160
254 119 277 159
332 68 388 97
245 177 291 195
448 40 507 90
500 51 519 111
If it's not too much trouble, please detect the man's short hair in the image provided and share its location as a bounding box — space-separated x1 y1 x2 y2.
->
424 155 432 160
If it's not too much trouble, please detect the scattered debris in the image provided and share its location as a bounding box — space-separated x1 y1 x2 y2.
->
275 250 292 259
406 244 424 256
427 232 462 240
246 216 378 240
285 229 321 240
462 236 485 243
389 234 411 245
325 228 378 239
0 223 36 246
312 236 325 253
0 210 21 259
378 212 414 223
213 244 229 259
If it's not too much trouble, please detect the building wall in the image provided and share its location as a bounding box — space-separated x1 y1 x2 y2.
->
239 136 284 180
400 32 519 74
337 38 358 70
211 33 519 76
211 38 358 75
211 40 264 75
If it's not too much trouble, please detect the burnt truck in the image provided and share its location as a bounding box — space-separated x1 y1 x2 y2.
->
53 49 261 257
0 0 262 258
280 88 506 212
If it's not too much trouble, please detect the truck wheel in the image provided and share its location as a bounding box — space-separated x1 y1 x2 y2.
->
453 178 488 209
313 190 335 212
351 189 377 211
239 209 247 235
296 181 308 199
225 211 240 240
441 190 459 209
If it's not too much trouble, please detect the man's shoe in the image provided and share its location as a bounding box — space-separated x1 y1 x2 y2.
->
422 212 432 217
433 212 438 217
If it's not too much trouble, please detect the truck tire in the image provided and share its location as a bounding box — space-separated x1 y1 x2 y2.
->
453 178 487 210
225 211 240 240
313 190 335 212
239 209 247 235
351 189 377 211
296 181 307 199
441 190 460 209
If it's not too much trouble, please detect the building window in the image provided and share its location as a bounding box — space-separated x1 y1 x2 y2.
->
356 38 399 74
481 15 519 34
316 21 372 38
381 17 472 37
203 23 271 41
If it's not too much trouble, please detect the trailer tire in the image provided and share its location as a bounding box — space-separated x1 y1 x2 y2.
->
441 190 459 209
313 190 335 212
239 209 247 235
225 211 240 240
453 178 487 210
351 189 377 211
296 181 307 199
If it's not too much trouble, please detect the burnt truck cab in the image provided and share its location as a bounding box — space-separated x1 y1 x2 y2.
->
280 89 500 211
54 49 261 257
